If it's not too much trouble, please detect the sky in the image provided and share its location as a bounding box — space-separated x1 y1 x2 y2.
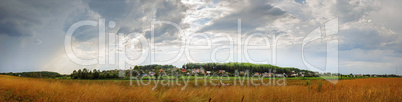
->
0 0 401 75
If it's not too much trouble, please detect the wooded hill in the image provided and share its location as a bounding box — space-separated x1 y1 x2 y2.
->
0 71 62 78
183 62 316 74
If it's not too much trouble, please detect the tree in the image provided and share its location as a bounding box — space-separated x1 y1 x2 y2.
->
134 65 143 78
112 71 118 78
154 66 161 79
82 68 88 79
71 70 78 79
93 69 99 79
106 73 111 79
78 69 82 79
88 70 93 79
29 72 37 78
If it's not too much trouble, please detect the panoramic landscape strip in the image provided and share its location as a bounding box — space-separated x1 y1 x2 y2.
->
0 75 400 101
1 0 402 101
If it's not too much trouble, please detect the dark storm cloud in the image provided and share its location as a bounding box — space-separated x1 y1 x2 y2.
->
0 0 79 37
339 28 402 53
340 29 383 50
0 0 401 75
87 0 131 20
62 8 100 42
61 0 189 44
121 0 189 44
198 0 287 33
0 0 83 73
0 3 40 37
144 24 185 43
146 0 189 44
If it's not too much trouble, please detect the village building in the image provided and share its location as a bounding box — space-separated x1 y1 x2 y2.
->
173 68 179 71
219 70 225 74
276 74 283 77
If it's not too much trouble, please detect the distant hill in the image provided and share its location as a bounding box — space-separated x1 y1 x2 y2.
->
183 62 316 74
0 71 62 78
136 64 176 70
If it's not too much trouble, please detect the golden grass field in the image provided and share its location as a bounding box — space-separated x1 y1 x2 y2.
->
0 75 401 102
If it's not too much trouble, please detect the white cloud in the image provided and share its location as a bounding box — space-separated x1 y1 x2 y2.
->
1 0 402 75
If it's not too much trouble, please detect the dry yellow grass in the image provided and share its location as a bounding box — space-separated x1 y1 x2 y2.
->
0 75 401 102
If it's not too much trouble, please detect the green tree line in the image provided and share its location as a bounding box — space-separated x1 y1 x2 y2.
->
70 68 119 79
0 71 62 78
183 62 316 75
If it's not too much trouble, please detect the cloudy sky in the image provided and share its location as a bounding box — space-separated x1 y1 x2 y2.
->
0 0 401 75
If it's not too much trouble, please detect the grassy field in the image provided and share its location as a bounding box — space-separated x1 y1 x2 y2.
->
56 75 373 81
0 75 401 102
